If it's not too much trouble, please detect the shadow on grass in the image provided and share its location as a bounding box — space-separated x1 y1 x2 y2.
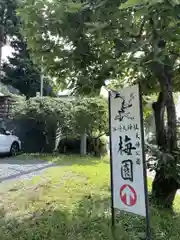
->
0 194 180 240
0 196 126 240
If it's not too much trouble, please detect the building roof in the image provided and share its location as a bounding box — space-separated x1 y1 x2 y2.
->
0 82 20 96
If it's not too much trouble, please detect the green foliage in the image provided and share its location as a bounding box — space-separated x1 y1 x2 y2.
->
1 0 54 98
0 0 17 43
18 0 180 95
72 97 108 137
12 97 72 135
12 96 108 140
120 0 143 9
18 0 123 94
0 0 18 73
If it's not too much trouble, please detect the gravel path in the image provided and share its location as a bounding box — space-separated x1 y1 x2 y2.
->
0 158 56 183
0 156 179 195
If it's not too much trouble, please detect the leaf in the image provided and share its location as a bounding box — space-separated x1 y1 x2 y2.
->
120 0 166 9
66 2 82 13
171 0 180 5
138 232 146 239
119 0 143 9
85 22 108 31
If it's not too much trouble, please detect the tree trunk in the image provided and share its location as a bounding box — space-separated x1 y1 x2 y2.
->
54 124 61 152
152 92 166 150
80 132 87 156
152 168 178 208
93 138 100 156
152 71 179 209
166 89 177 152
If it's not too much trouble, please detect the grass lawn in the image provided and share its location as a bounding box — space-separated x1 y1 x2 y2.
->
0 155 180 239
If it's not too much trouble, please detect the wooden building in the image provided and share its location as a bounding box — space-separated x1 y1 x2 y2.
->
0 95 14 119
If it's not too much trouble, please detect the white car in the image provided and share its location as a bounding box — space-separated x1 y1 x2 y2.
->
0 128 21 155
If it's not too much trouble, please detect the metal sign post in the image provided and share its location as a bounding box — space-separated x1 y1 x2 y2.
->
139 84 151 240
108 91 115 227
108 84 151 239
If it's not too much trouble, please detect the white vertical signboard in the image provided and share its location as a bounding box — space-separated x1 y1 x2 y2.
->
109 84 148 217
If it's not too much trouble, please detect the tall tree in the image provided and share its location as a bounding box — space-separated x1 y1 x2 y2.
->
0 0 17 77
18 0 180 207
2 33 54 98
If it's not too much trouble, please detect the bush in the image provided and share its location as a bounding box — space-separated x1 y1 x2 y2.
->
11 96 108 154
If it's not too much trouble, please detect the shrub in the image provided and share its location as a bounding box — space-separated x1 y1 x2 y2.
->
11 96 108 154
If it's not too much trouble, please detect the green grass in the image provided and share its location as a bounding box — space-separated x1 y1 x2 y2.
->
1 155 180 239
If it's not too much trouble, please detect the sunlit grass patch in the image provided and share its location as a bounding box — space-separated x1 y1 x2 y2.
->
0 154 180 239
